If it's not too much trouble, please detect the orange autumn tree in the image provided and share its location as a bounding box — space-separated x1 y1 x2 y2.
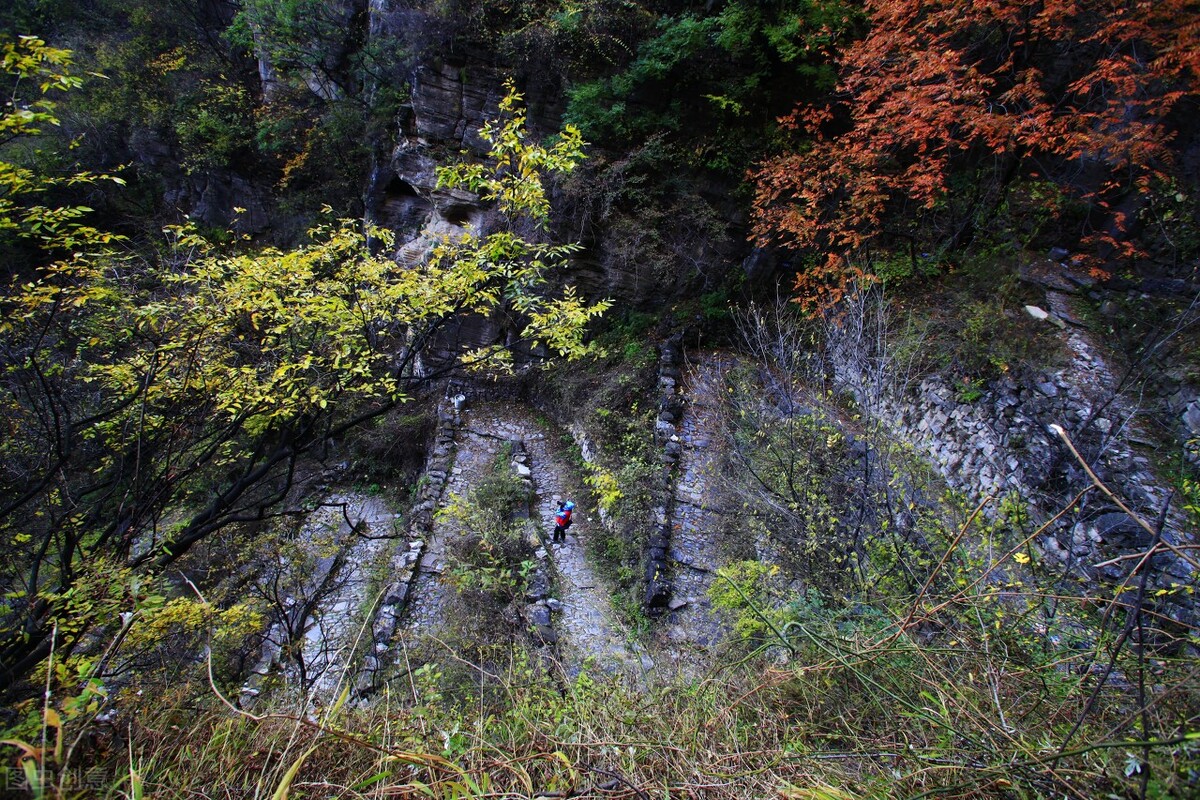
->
752 0 1200 309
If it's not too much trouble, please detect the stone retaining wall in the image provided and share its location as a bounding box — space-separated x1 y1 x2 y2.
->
862 327 1197 630
645 335 686 610
353 398 457 695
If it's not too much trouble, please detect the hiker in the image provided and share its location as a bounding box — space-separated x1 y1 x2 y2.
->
553 500 574 543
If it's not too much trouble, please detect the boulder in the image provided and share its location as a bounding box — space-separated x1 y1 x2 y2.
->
1024 305 1050 321
533 624 557 646
528 605 552 627
1184 401 1200 435
525 572 550 601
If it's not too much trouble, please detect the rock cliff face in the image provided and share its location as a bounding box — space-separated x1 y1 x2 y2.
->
379 50 746 317
409 60 507 149
370 57 560 367
163 171 273 233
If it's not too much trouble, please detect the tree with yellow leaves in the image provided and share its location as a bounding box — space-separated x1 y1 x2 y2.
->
0 48 606 696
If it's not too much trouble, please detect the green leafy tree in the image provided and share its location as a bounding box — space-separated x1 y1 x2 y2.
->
0 36 125 260
0 58 606 696
228 0 368 99
565 0 858 173
226 0 408 220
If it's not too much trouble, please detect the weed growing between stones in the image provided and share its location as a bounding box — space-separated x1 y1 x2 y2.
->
393 440 545 697
440 442 536 606
702 304 1200 796
715 332 969 602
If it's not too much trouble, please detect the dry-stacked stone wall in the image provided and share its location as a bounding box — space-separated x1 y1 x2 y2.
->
354 398 458 695
645 335 686 610
869 328 1197 631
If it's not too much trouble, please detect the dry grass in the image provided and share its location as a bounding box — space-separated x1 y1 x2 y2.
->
45 597 1197 800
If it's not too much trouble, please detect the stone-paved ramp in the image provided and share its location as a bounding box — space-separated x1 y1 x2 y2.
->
523 421 651 679
240 492 400 709
399 411 511 635
399 404 644 679
298 495 398 701
659 352 732 660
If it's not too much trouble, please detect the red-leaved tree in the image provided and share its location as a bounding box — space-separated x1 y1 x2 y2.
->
752 0 1200 308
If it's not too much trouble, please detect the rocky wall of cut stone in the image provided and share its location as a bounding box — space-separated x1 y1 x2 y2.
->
657 351 734 653
354 399 458 695
645 334 686 610
1021 255 1200 464
864 324 1197 629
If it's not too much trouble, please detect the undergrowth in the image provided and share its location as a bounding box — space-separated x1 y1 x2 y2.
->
6 304 1199 800
17 560 1198 800
5 457 1199 798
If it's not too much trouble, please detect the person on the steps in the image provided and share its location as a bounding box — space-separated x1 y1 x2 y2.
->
553 500 574 543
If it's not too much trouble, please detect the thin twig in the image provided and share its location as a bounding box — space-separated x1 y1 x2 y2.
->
586 764 650 800
1049 424 1197 570
899 493 994 635
180 575 449 769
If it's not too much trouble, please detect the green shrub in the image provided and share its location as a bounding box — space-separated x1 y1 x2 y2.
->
440 442 535 603
175 81 254 174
